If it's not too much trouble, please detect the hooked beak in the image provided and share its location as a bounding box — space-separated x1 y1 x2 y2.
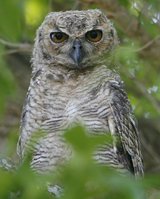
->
69 39 85 67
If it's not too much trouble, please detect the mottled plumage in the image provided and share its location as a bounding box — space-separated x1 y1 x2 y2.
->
17 9 143 178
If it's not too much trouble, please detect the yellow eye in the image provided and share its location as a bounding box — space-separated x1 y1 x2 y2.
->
50 32 68 43
86 30 102 42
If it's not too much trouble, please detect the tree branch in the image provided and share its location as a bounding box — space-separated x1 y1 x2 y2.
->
135 34 160 52
134 79 160 116
0 38 33 55
140 133 160 165
0 48 32 56
72 1 81 10
0 38 33 49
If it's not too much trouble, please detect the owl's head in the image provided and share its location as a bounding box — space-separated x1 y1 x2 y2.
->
32 9 118 72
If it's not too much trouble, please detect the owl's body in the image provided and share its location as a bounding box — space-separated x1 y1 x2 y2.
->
17 9 143 178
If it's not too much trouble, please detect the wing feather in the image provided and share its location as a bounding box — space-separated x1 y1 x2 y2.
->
108 82 144 178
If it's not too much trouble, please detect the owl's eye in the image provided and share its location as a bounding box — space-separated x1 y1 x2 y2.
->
86 30 102 42
50 32 68 43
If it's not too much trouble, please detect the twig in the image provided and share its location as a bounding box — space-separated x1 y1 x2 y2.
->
0 38 33 55
134 80 160 115
118 34 160 53
135 34 160 52
124 19 135 35
49 0 53 12
0 38 33 49
0 48 32 56
122 69 160 116
140 132 160 165
72 1 81 10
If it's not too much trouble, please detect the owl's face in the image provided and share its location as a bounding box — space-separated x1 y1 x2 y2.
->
33 9 118 70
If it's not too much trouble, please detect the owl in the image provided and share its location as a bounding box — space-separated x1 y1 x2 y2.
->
17 9 143 179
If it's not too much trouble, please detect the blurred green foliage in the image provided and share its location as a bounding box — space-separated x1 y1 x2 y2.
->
0 0 21 41
0 125 160 199
24 0 48 27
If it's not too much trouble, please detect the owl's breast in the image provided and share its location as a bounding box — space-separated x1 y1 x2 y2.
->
30 67 118 173
65 90 110 134
42 78 111 134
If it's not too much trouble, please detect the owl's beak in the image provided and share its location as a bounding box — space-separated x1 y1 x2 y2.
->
69 39 85 67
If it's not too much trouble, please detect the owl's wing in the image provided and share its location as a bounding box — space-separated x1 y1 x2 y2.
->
108 81 144 178
17 69 45 158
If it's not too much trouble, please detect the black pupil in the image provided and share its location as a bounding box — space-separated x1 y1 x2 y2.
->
55 33 63 40
90 31 98 39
